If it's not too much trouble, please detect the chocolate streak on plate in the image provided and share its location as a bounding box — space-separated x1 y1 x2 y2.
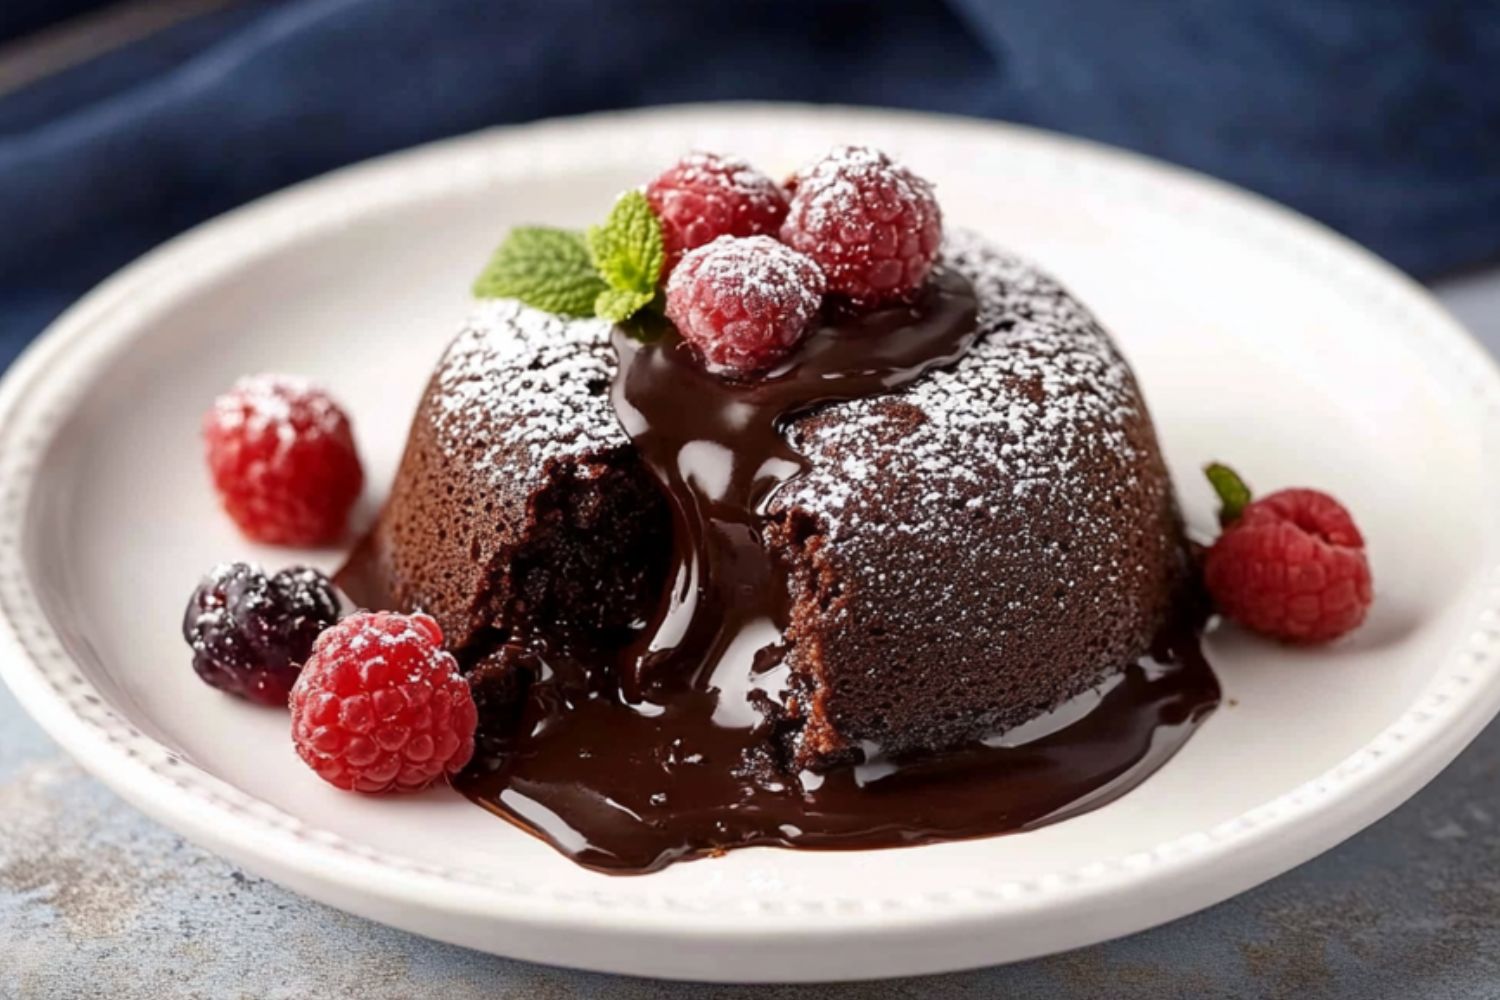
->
450 268 1220 874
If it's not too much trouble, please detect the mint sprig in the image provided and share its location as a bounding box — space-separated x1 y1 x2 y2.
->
472 227 607 318
473 190 666 324
594 287 658 323
587 190 665 309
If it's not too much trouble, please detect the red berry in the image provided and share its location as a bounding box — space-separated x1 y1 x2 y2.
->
1202 466 1373 644
204 375 363 546
290 612 476 793
664 235 826 375
779 145 942 307
645 152 790 272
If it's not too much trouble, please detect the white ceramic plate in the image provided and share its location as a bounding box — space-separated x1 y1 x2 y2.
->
2 104 1498 983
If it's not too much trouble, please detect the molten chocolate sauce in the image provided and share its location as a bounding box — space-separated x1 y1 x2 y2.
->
441 268 1220 874
614 266 981 699
459 629 1215 874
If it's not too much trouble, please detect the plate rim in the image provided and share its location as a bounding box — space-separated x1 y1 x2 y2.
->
3 101 1500 977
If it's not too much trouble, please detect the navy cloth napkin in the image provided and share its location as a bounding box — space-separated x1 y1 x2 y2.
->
2 0 1497 371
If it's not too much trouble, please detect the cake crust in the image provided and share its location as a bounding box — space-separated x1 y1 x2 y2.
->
767 236 1185 765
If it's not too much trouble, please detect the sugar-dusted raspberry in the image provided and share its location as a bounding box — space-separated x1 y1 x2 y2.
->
645 152 790 272
290 612 477 793
664 235 826 375
779 145 942 307
1202 464 1373 644
182 562 342 706
204 375 363 546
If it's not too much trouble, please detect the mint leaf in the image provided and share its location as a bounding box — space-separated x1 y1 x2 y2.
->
471 194 665 325
472 227 607 317
587 191 665 311
594 287 656 323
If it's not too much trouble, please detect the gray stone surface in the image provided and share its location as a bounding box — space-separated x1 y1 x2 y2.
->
3 277 1498 999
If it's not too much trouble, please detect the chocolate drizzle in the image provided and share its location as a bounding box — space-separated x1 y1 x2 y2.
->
439 268 1221 874
614 266 981 699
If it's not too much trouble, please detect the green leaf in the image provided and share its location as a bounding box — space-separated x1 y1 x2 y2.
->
587 191 665 310
1204 462 1253 525
594 286 656 323
472 227 607 317
471 193 665 325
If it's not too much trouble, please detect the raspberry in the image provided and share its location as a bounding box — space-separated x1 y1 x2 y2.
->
181 563 342 706
664 235 826 375
290 612 477 794
1201 464 1373 644
779 145 942 307
204 375 363 546
645 152 790 272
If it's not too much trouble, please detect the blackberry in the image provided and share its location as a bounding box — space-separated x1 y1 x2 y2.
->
182 563 342 706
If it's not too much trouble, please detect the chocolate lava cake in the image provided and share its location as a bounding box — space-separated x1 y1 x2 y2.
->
340 230 1190 771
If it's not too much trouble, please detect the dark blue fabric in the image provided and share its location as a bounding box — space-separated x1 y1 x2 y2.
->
0 0 107 43
3 0 1498 372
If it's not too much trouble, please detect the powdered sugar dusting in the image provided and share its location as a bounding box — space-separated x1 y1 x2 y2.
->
772 230 1165 631
780 145 943 302
314 611 460 683
786 145 936 235
432 231 1154 580
665 235 825 372
428 301 624 478
671 235 825 314
663 151 786 204
780 231 1141 534
647 151 792 267
207 373 345 452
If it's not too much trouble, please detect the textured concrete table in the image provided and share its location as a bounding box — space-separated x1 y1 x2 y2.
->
3 281 1499 999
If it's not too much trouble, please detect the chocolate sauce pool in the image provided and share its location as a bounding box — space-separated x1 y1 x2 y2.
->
457 627 1214 874
344 268 1220 874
